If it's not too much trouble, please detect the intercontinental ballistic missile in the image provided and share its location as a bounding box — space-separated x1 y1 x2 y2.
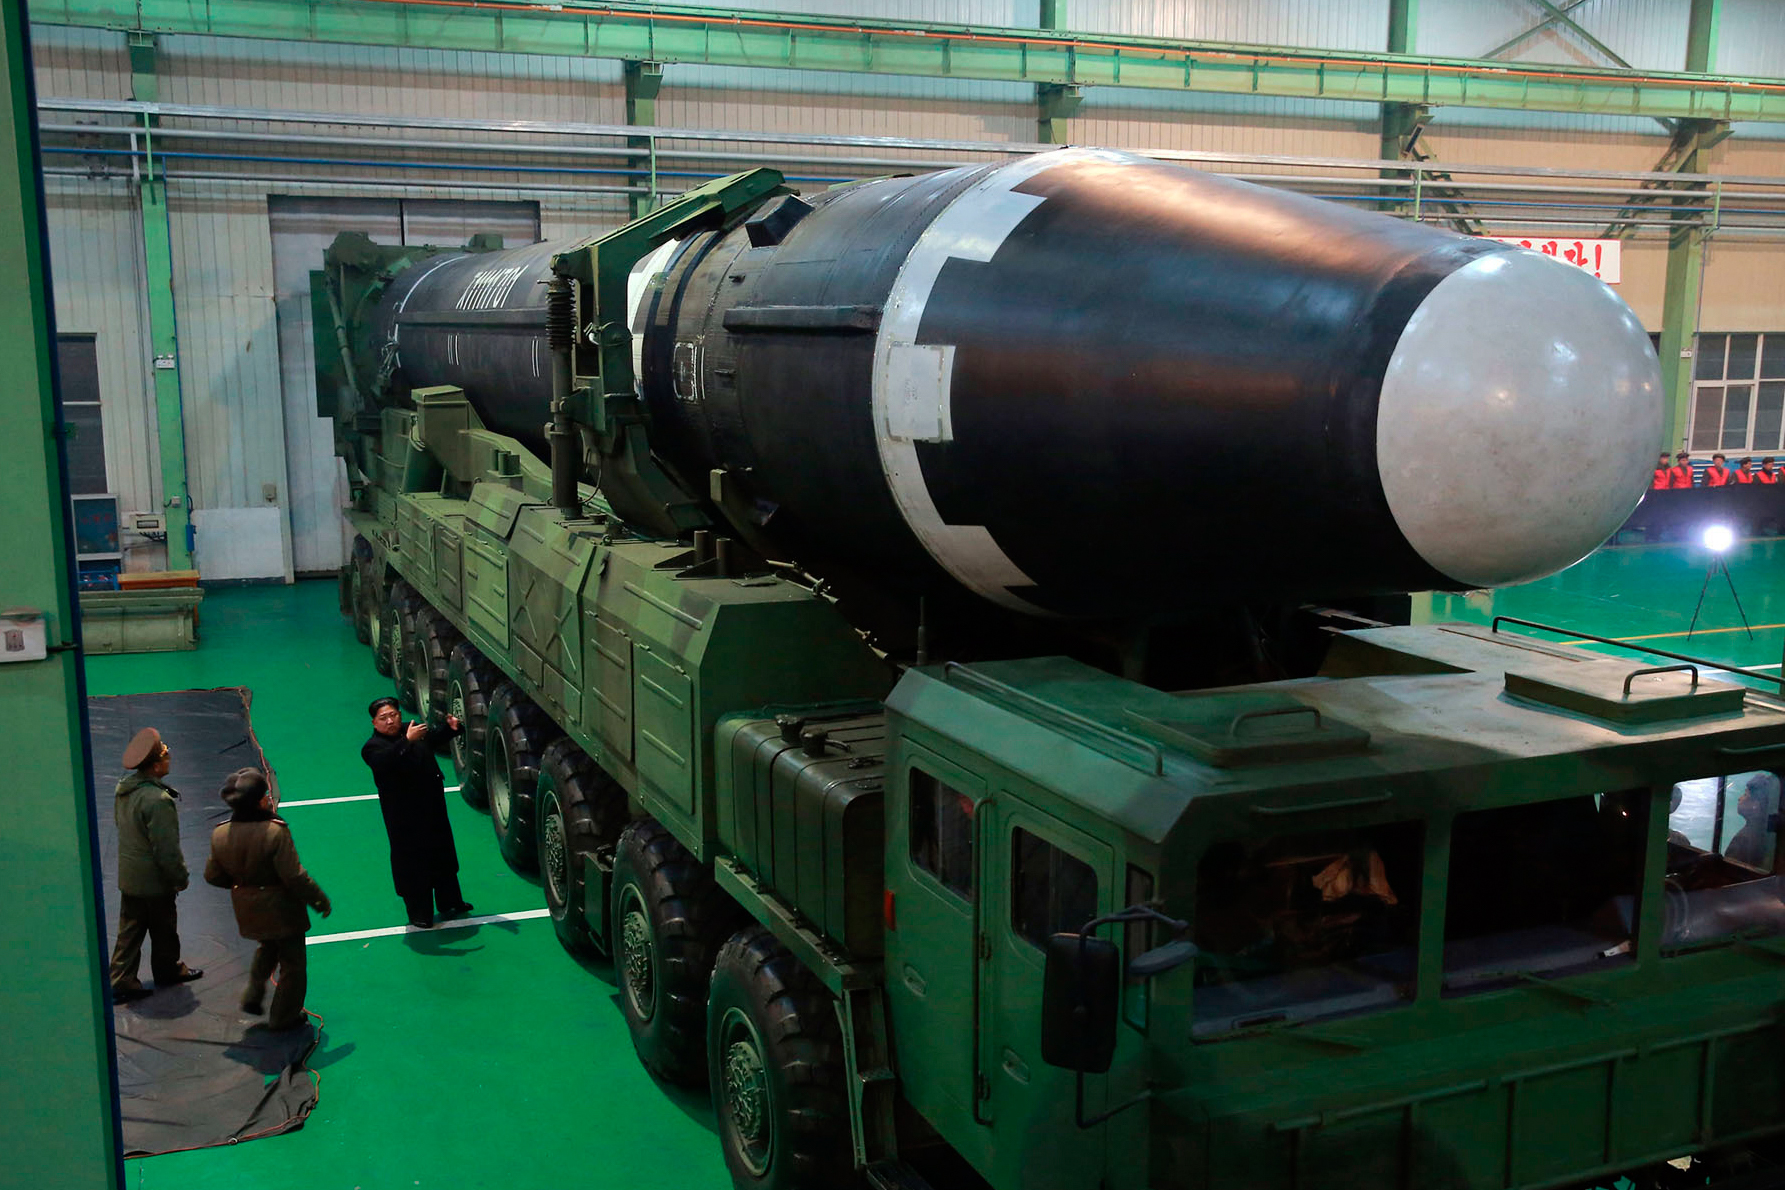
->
358 148 1663 620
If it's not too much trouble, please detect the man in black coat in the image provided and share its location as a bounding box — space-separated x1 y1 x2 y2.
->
361 697 473 928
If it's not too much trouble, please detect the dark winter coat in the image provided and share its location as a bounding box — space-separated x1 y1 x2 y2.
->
361 729 460 896
114 772 189 897
204 810 329 940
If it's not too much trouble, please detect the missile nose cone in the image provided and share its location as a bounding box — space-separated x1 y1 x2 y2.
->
1375 249 1663 589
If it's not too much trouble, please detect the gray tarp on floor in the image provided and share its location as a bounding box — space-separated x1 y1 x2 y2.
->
89 688 320 1157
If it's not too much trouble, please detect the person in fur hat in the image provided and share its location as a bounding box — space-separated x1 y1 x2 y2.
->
203 768 331 1030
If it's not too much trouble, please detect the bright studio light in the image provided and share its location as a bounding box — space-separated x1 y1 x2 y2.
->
1703 524 1735 553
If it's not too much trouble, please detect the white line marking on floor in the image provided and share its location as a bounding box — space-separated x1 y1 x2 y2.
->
279 794 380 808
310 908 549 946
279 784 457 808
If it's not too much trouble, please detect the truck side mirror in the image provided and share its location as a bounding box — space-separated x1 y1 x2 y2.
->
1041 932 1121 1074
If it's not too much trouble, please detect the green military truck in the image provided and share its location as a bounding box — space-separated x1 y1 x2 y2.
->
319 153 1785 1189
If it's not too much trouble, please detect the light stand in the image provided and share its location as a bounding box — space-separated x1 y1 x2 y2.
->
1687 524 1753 641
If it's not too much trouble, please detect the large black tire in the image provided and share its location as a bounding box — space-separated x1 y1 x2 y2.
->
446 642 502 809
338 561 356 622
408 607 460 744
612 818 738 1087
347 562 373 645
385 582 425 711
369 574 404 678
484 683 560 872
538 738 630 959
708 926 852 1190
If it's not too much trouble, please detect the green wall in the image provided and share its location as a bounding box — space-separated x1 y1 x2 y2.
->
0 6 123 1186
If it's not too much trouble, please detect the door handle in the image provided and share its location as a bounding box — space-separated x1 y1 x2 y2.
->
902 964 927 997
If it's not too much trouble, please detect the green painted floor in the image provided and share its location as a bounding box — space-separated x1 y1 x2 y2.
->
83 539 1785 1188
85 581 730 1190
1415 537 1785 681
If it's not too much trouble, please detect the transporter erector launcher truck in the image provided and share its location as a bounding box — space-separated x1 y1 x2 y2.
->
318 149 1785 1190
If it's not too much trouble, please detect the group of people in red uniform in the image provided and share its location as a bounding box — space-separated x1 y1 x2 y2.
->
1652 450 1782 489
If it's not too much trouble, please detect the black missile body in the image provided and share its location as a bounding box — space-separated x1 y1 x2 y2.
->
364 149 1661 619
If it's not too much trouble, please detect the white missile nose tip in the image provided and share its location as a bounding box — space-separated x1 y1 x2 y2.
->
1375 250 1664 589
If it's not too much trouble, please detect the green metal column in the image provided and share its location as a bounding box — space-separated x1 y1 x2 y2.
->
130 33 192 568
0 8 124 1190
624 59 662 220
1378 0 1419 212
1686 0 1721 77
1658 0 1723 451
1658 220 1708 451
1036 1 1080 144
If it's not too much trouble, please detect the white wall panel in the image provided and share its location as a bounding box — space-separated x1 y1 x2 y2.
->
719 0 1032 23
1074 89 1378 160
28 24 129 101
1420 0 1689 70
1702 241 1785 332
166 186 290 576
1719 0 1785 78
41 178 159 520
1062 0 1387 50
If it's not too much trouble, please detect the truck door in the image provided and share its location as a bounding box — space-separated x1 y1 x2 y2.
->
980 796 1112 1187
885 743 989 1168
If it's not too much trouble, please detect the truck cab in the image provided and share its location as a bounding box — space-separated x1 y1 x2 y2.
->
882 622 1785 1190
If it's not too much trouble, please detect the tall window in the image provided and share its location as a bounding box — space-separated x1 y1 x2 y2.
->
1443 794 1646 992
1010 827 1097 949
1663 770 1784 950
1689 333 1785 454
1191 821 1422 1035
909 769 974 899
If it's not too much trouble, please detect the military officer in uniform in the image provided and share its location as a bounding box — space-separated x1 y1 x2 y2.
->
108 727 203 1002
205 768 331 1030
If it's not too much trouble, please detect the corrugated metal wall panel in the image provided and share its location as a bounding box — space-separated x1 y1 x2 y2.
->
661 66 1032 169
154 34 624 125
42 177 159 518
1063 94 1370 160
166 186 287 539
1702 240 1785 332
1072 91 1378 159
1422 116 1666 172
1420 0 1689 70
719 0 1032 22
29 24 129 101
1720 0 1785 77
1063 0 1387 51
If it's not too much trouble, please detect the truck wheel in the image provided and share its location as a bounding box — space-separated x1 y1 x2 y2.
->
368 576 397 677
485 683 559 872
538 738 629 959
446 643 501 809
708 926 851 1190
347 560 373 645
612 818 736 1087
410 608 460 745
384 582 423 702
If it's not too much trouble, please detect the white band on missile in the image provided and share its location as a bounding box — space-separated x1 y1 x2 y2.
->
871 148 1133 612
629 237 684 388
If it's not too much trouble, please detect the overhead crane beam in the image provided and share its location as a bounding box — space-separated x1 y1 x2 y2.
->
30 0 1785 123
